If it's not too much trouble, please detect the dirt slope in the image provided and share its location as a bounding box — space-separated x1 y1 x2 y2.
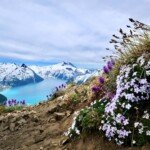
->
0 83 150 150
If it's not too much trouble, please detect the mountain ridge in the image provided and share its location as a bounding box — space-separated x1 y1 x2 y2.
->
0 62 98 89
0 63 43 88
29 61 95 82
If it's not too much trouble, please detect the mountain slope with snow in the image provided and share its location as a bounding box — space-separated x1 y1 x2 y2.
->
0 63 43 88
30 62 93 82
74 70 101 84
0 62 97 89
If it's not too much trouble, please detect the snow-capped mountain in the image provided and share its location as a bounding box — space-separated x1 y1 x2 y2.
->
74 70 101 84
0 62 97 89
0 63 43 88
30 62 93 82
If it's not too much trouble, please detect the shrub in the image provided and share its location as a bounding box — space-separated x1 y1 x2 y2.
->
65 19 150 146
3 105 24 113
50 90 65 100
47 84 66 100
66 53 150 146
0 99 26 114
101 55 150 146
71 93 79 104
0 105 5 114
76 108 100 132
65 99 108 137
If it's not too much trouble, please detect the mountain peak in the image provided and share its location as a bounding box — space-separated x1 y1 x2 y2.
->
21 63 27 68
61 61 76 68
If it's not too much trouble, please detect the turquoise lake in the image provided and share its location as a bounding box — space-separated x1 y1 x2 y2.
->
0 78 66 105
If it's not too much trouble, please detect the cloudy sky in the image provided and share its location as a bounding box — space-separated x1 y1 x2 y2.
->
0 0 149 68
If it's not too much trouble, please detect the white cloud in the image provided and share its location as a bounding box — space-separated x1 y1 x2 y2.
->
0 0 149 65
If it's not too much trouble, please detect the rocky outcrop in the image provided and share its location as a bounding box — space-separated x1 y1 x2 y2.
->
0 109 38 132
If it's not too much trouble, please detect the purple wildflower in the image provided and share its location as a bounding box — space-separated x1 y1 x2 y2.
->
14 99 17 104
56 87 59 91
107 61 113 70
107 92 115 99
99 77 105 84
4 99 26 107
92 86 100 93
22 100 26 105
111 59 115 65
8 100 12 106
103 66 109 74
20 101 23 105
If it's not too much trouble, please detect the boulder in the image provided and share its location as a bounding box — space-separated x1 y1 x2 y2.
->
34 134 46 143
31 115 39 122
0 116 5 122
9 123 16 131
47 104 59 114
60 137 70 146
54 112 66 121
17 118 27 125
65 111 71 117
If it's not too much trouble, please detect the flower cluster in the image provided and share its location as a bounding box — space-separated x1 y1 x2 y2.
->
99 54 150 145
55 83 66 92
65 54 150 146
4 99 26 107
65 18 150 146
64 111 80 137
103 59 115 74
92 59 115 93
91 86 101 93
47 83 66 99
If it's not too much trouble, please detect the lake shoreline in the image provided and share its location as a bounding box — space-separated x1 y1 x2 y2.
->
0 78 66 105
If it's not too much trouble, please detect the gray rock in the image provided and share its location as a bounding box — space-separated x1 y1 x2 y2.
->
40 146 44 150
0 116 5 122
61 137 70 146
9 123 16 131
54 112 65 121
17 118 27 125
10 117 17 123
66 111 71 117
34 134 46 143
47 105 59 114
58 100 66 108
31 115 39 122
